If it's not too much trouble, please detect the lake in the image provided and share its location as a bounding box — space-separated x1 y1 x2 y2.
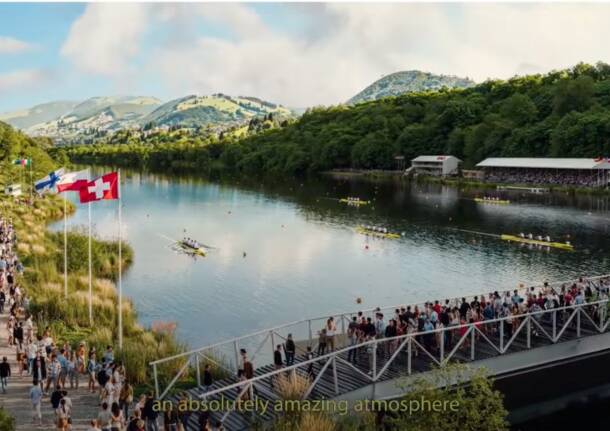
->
50 170 610 348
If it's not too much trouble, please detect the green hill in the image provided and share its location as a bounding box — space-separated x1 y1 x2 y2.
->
141 94 293 128
348 70 475 104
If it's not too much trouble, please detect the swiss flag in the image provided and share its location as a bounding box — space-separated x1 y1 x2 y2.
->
79 172 119 203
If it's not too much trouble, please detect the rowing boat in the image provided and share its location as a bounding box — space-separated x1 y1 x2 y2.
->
178 241 207 256
474 198 511 205
500 234 574 251
356 226 401 239
340 198 370 206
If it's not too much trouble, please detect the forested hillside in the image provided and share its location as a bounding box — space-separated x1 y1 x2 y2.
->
0 121 57 181
61 63 610 176
348 70 475 104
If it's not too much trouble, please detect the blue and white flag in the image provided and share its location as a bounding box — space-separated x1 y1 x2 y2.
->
35 168 65 194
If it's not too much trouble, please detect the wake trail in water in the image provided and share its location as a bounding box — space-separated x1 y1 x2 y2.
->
447 227 501 239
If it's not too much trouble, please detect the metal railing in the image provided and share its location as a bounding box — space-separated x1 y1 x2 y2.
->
150 274 610 400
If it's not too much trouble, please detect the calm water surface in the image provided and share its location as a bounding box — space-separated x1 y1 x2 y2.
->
50 170 610 347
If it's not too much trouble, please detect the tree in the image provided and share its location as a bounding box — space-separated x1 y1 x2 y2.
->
499 93 538 126
385 365 508 431
553 75 595 115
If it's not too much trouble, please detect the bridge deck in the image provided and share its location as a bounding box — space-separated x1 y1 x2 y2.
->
173 306 606 431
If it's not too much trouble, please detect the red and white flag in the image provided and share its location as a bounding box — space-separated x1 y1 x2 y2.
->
79 172 120 203
57 169 90 193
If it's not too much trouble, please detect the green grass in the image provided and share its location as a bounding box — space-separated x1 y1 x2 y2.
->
1 193 186 386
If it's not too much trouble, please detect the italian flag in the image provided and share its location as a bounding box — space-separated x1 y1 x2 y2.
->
13 158 31 167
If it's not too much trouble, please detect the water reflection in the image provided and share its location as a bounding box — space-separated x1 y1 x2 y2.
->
50 169 610 347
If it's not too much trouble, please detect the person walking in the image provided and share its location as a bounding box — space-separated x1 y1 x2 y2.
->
202 365 213 394
325 318 336 351
347 316 359 363
97 402 113 431
163 402 179 431
283 334 296 366
56 398 70 431
87 353 99 393
27 341 37 376
273 345 283 371
143 392 159 431
66 351 77 389
50 385 63 411
57 348 68 389
14 321 24 350
46 354 61 394
119 381 134 420
305 346 315 380
0 357 10 393
317 328 327 356
30 380 43 427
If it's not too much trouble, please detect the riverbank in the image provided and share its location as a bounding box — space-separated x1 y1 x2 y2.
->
0 193 185 389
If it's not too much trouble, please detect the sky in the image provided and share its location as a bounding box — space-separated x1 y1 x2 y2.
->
2 2 610 113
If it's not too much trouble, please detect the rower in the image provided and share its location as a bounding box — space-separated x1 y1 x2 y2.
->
528 233 533 239
519 233 525 238
536 235 542 241
545 235 551 242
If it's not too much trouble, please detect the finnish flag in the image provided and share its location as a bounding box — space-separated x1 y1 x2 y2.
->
35 168 65 194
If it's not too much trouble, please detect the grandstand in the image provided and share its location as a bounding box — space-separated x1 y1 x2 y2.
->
476 158 610 187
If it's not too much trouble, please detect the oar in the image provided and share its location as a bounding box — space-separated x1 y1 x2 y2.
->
447 227 501 239
199 242 218 250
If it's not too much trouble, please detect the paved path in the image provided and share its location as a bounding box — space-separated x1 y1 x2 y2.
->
0 310 100 430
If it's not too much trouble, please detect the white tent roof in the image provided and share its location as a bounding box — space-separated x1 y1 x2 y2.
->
476 158 610 170
412 155 461 162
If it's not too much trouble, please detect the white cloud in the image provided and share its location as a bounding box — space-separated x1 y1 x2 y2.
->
60 3 149 77
0 69 50 94
60 3 610 107
0 36 34 54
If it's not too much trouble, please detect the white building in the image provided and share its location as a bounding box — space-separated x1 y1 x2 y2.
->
411 155 461 176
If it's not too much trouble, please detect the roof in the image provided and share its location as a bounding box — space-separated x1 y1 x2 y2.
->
412 155 461 162
476 158 610 170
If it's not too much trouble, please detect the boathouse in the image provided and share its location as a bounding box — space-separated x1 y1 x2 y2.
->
411 155 461 176
476 158 610 187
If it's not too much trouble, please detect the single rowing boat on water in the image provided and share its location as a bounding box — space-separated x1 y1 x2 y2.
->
474 198 511 205
356 226 401 239
500 234 574 251
340 198 370 206
177 240 207 256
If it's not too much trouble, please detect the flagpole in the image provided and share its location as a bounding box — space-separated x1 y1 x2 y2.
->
118 169 123 350
29 160 33 202
63 193 68 299
88 201 93 325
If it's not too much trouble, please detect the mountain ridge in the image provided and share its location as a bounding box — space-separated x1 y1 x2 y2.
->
1 94 292 144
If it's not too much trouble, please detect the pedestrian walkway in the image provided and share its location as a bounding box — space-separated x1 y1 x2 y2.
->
0 310 100 430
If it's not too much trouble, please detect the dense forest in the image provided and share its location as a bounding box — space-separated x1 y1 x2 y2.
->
58 63 610 177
